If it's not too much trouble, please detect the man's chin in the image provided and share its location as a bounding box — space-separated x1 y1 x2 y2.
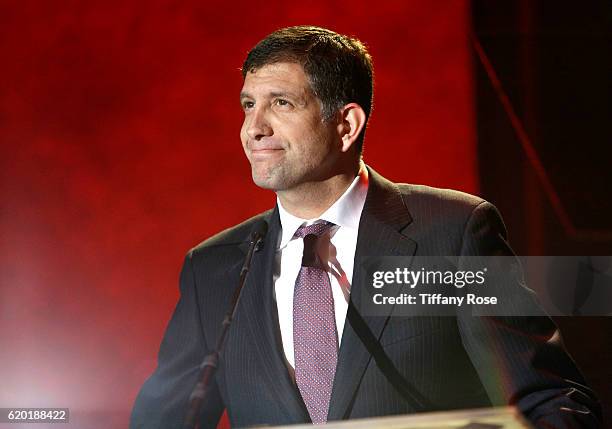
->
251 173 282 191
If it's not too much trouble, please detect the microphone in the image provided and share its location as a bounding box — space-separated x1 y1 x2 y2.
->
183 220 268 429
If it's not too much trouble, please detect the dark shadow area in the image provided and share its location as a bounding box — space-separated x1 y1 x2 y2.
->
472 0 611 422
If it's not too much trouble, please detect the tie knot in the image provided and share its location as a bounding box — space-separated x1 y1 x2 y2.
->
293 221 335 239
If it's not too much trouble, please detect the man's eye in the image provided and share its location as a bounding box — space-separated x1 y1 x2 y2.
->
242 101 254 110
275 99 292 107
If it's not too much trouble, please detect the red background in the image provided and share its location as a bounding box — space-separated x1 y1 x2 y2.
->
0 1 475 427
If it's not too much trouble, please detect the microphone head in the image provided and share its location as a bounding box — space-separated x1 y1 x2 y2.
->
252 220 269 241
252 220 268 252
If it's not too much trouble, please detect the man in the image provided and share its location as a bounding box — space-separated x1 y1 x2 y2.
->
131 26 601 428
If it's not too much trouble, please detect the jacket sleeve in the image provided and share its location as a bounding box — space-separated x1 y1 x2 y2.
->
130 251 225 429
456 201 602 428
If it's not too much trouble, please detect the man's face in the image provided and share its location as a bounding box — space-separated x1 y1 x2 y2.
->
240 62 341 192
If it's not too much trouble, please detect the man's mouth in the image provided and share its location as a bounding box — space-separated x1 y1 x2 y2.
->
250 148 284 160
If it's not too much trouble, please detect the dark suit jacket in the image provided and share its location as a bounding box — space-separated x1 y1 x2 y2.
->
131 168 601 428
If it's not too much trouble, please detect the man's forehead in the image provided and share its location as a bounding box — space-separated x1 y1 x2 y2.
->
240 62 312 97
245 61 306 78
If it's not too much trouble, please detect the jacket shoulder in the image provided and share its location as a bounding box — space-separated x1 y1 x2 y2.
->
394 183 507 251
188 209 273 257
368 167 489 219
397 183 488 215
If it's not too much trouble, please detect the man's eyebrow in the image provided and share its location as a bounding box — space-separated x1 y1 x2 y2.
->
239 90 301 100
269 91 299 99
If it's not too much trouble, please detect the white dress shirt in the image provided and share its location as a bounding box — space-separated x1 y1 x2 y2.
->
274 166 369 368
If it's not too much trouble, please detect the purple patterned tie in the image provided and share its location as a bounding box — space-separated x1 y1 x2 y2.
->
293 222 338 424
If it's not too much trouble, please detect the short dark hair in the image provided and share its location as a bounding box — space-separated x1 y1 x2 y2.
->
242 25 374 154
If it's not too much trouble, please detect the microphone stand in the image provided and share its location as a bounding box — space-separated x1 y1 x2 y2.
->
183 224 267 429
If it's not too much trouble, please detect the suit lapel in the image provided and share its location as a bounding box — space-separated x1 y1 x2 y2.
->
328 167 417 420
238 208 310 422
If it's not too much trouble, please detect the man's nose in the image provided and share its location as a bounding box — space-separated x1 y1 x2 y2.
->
246 107 273 140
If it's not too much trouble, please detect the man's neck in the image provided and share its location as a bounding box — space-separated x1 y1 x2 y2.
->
277 162 364 219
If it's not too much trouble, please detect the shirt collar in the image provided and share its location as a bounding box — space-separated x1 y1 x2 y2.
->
277 164 369 249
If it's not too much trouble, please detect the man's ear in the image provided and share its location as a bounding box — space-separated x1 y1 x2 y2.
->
336 103 366 153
